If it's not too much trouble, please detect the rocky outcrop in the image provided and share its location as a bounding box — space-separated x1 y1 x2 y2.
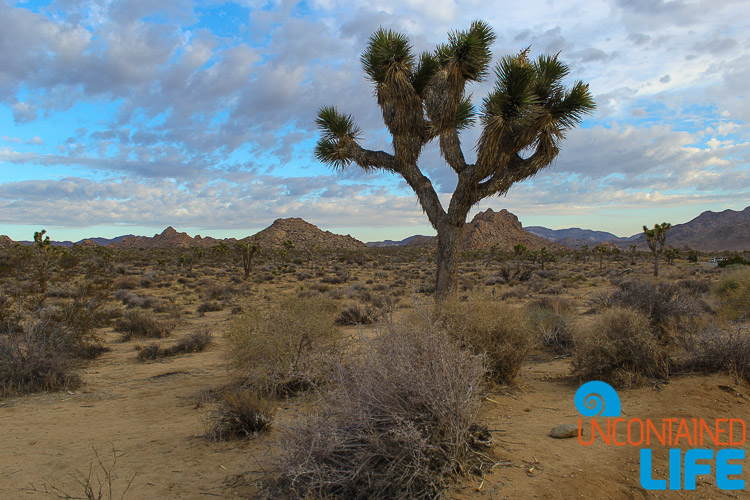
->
251 218 365 251
114 226 221 249
461 209 566 252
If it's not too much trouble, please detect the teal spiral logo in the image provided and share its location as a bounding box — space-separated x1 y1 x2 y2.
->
575 381 621 417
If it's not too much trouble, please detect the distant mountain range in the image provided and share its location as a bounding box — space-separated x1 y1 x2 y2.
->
2 206 748 253
366 206 750 252
624 206 750 252
525 227 623 249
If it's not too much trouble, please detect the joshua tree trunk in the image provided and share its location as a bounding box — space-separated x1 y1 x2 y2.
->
435 220 464 298
653 254 659 277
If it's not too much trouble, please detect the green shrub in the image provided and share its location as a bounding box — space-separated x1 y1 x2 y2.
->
713 267 750 321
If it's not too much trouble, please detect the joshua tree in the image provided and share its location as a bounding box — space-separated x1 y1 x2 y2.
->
643 222 671 277
33 229 53 293
628 244 638 265
537 246 554 270
315 22 594 297
236 239 261 281
594 244 609 270
580 245 589 264
513 243 528 273
664 247 679 265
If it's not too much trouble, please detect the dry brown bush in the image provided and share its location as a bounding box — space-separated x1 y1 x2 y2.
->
270 321 488 499
207 388 276 440
436 298 533 385
228 296 341 397
526 296 576 354
573 307 670 388
684 320 750 383
609 279 709 341
116 311 173 341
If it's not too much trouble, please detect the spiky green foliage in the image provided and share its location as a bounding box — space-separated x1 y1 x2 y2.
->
410 52 440 96
315 21 595 296
314 106 362 169
361 28 414 84
437 20 496 81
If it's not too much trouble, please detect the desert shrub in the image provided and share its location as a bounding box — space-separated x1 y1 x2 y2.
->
718 255 750 268
573 307 670 388
137 343 162 361
526 297 575 354
116 311 172 341
113 276 139 289
335 302 377 326
207 388 276 440
484 276 506 286
610 279 708 340
114 290 157 309
678 277 710 297
270 322 487 499
166 328 213 355
0 321 81 396
684 321 750 383
19 290 108 359
197 301 223 315
501 285 529 300
228 296 341 397
137 329 213 361
712 267 750 321
437 298 532 385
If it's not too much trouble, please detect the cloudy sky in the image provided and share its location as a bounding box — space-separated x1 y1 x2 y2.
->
0 0 748 242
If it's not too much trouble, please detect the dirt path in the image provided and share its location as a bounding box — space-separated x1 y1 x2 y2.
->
0 321 263 499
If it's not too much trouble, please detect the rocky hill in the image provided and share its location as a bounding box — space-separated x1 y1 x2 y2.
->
625 206 750 251
462 209 566 252
251 218 365 251
368 209 565 252
0 235 15 247
115 227 221 249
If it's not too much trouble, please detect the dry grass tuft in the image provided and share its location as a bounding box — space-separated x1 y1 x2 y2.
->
207 388 276 440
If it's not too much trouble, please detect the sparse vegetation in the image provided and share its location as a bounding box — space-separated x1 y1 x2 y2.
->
116 311 173 341
573 307 670 388
436 298 533 385
269 320 488 498
207 388 276 440
227 296 341 397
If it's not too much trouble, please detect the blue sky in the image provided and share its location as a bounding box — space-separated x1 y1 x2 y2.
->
0 0 748 242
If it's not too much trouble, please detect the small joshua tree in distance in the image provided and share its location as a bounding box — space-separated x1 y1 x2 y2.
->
643 222 671 277
628 244 638 265
236 239 261 281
